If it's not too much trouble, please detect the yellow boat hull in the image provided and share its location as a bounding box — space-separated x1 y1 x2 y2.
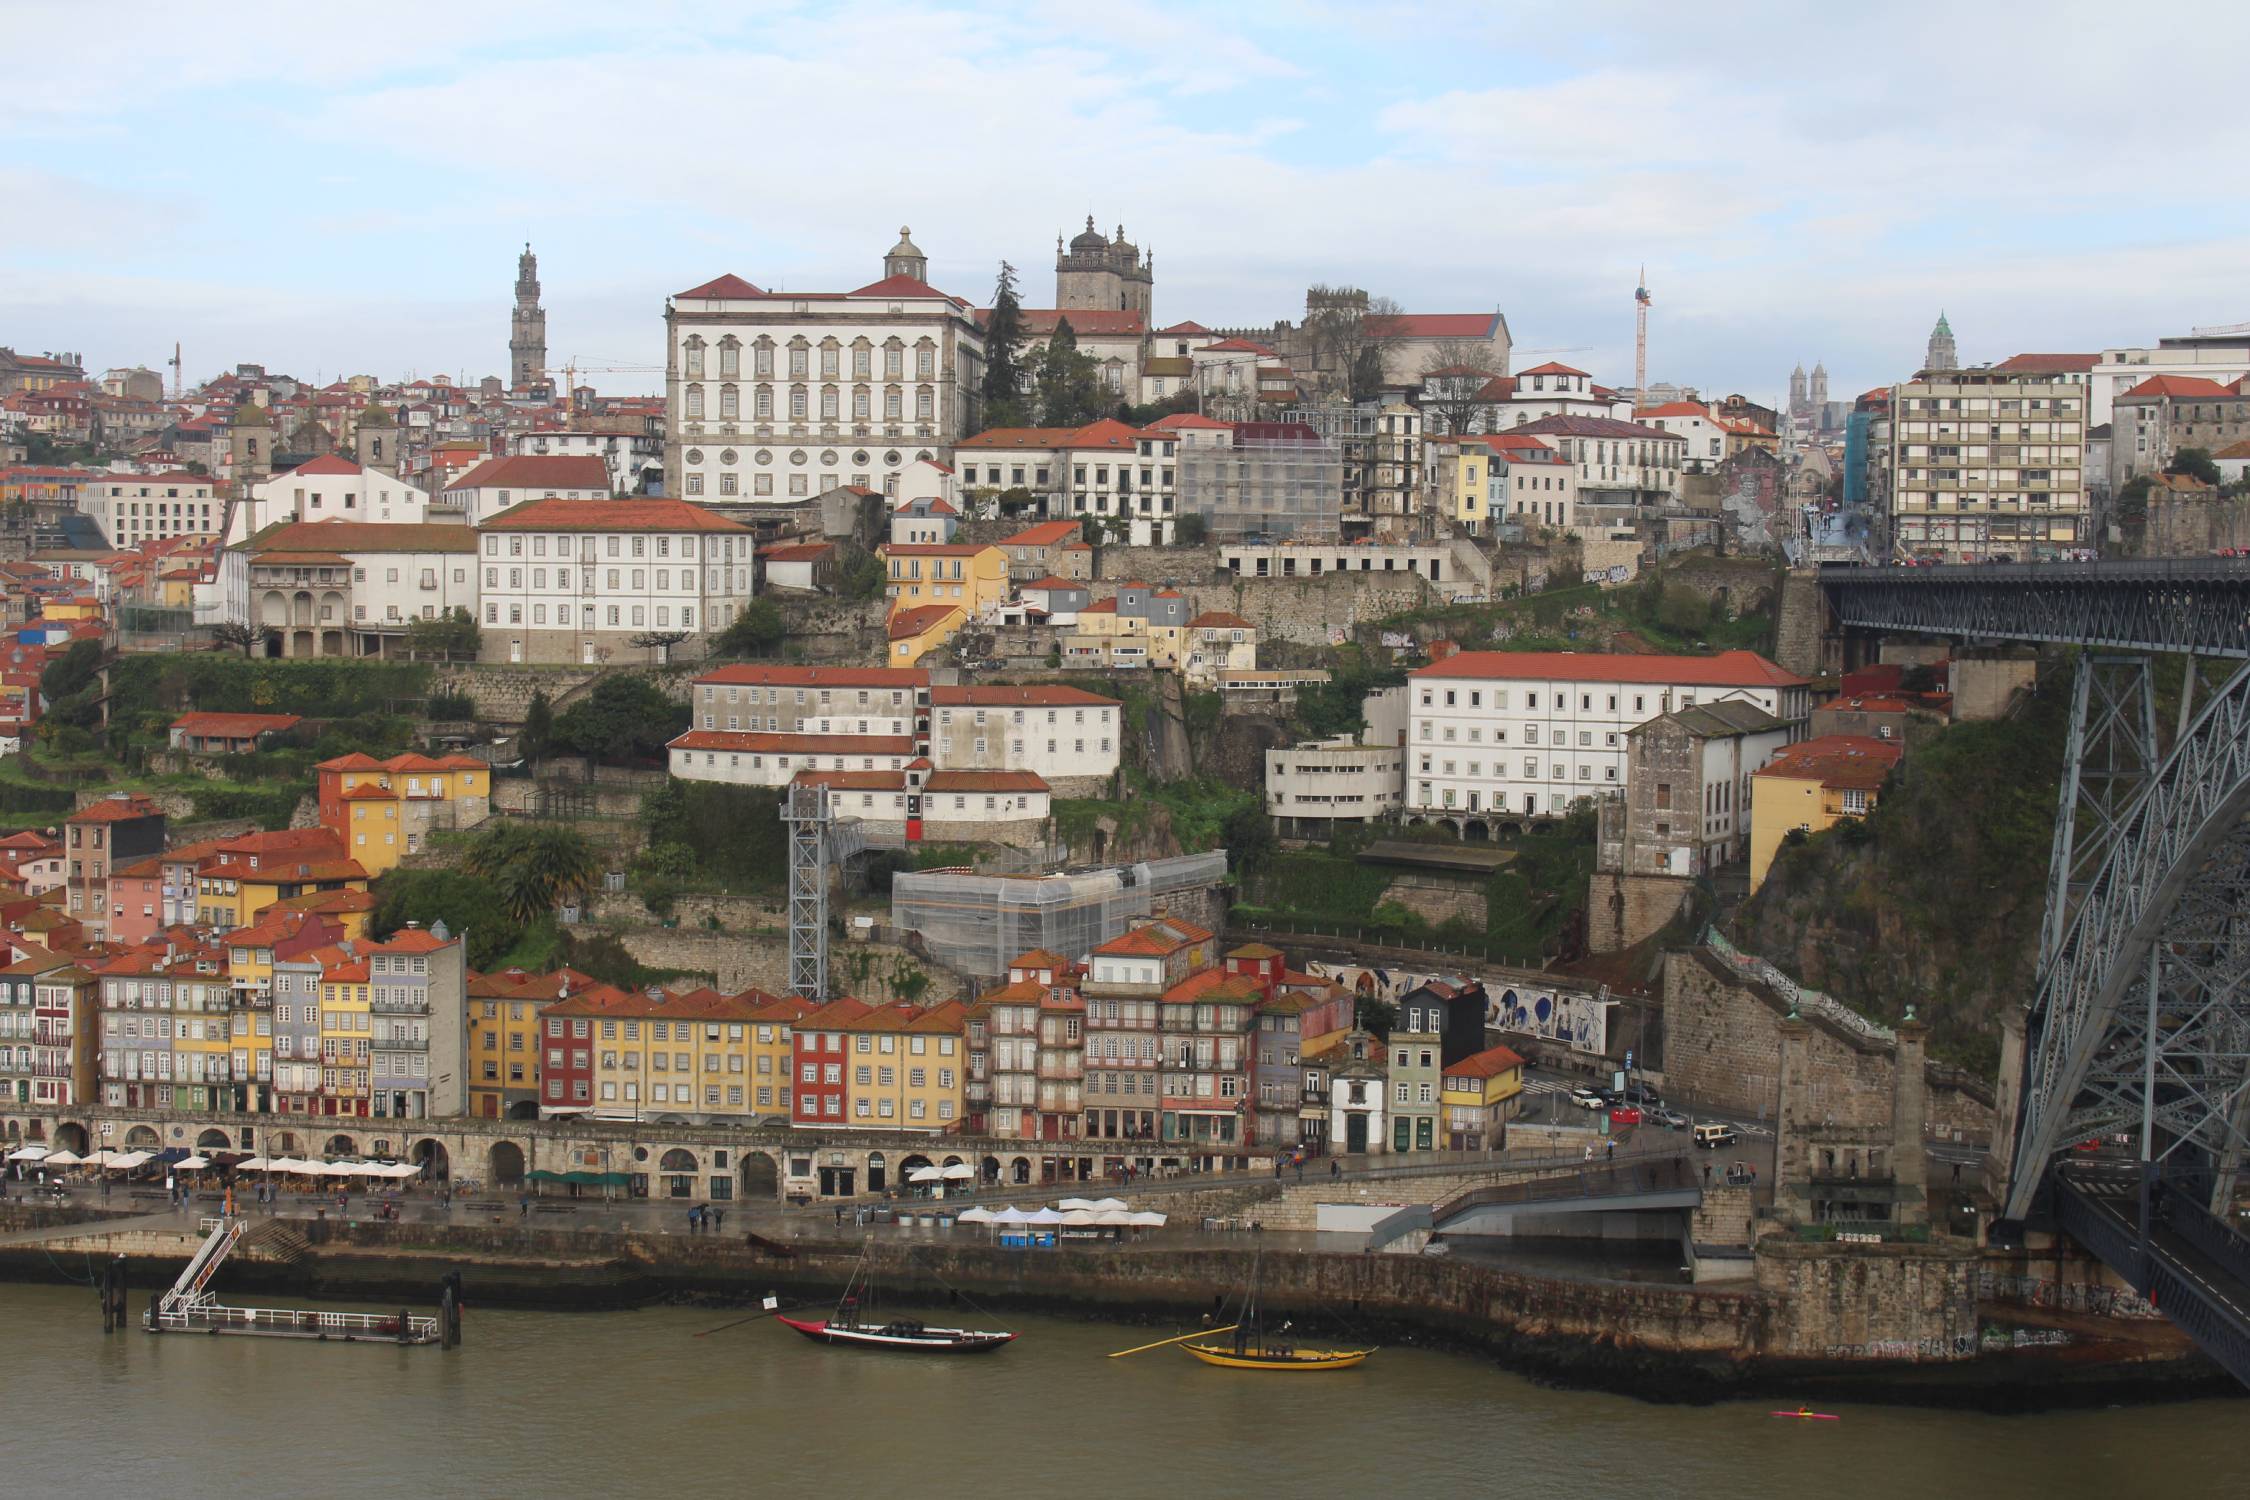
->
1181 1344 1372 1371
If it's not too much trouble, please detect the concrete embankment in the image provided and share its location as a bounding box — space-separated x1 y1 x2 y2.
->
0 1207 2226 1408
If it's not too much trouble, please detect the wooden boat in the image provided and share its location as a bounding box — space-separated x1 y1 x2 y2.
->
776 1252 1015 1354
1180 1248 1373 1372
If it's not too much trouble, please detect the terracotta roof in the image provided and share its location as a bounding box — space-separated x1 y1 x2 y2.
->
1157 321 1212 335
1754 734 1902 791
958 419 1152 454
796 996 875 1031
1147 412 1232 431
253 519 478 554
850 273 959 300
1994 353 2098 374
447 455 611 493
1093 917 1211 958
1160 968 1263 1006
249 551 352 567
930 685 1117 708
68 796 164 824
1412 649 1805 688
1633 401 1713 419
1009 948 1071 972
1021 575 1089 592
694 664 928 690
888 604 961 640
763 542 835 562
170 711 301 737
1511 414 1685 443
365 926 454 954
923 769 1048 794
1002 308 1146 337
670 730 916 756
674 273 765 300
282 454 362 477
1000 520 1082 547
2120 375 2236 400
1188 611 1253 630
1226 942 1284 960
480 497 750 532
1445 1043 1525 1080
1365 313 1499 340
880 542 998 558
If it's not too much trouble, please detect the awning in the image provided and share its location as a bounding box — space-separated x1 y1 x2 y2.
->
956 1206 996 1223
104 1150 154 1170
1024 1207 1064 1225
177 1155 211 1170
236 1157 272 1171
6 1146 49 1162
1128 1211 1167 1227
940 1163 975 1179
42 1150 82 1166
907 1166 943 1183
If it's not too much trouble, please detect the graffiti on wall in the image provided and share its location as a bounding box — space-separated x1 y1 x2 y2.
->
1304 962 1612 1055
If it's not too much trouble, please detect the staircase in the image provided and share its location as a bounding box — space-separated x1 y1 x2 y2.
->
244 1219 313 1266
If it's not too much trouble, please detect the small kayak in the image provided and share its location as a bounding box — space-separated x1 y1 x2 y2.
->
1769 1409 1841 1421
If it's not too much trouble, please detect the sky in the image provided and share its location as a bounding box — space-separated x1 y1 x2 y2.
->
7 0 2249 408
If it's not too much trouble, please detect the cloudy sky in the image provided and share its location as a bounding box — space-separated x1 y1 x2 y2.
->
8 1 2247 406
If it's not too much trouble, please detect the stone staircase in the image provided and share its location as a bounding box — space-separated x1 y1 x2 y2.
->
244 1219 313 1265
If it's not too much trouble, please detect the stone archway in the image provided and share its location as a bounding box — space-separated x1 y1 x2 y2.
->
740 1152 779 1200
505 1100 539 1121
1010 1156 1031 1185
1463 818 1491 842
658 1147 698 1198
412 1138 450 1180
123 1124 161 1149
272 1130 301 1155
980 1155 1000 1185
865 1151 886 1194
489 1140 526 1186
52 1121 89 1155
323 1133 358 1157
898 1153 934 1192
195 1127 233 1151
1 1119 18 1140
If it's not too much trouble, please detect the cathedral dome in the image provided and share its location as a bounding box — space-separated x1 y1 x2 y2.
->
888 225 923 261
1068 216 1108 253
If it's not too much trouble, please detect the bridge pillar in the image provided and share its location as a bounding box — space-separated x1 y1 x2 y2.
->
1985 1009 2025 1209
1891 1012 1931 1227
1773 1010 1812 1213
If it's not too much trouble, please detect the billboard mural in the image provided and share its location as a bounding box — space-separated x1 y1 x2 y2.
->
1305 962 1612 1056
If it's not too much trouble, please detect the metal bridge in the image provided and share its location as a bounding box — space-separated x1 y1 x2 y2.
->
1361 1152 1700 1252
1818 561 2250 1384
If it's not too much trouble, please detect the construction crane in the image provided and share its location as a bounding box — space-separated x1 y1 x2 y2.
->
1634 267 1652 406
168 341 184 399
561 355 663 390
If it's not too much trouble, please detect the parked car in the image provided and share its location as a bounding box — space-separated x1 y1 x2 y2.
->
1693 1123 1737 1149
1622 1083 1662 1108
1570 1087 1608 1110
1652 1107 1690 1131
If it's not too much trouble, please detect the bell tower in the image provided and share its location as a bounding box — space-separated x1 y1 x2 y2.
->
510 244 547 389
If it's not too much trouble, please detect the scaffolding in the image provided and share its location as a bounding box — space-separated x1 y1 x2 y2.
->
783 783 830 1001
1176 423 1342 542
891 853 1229 983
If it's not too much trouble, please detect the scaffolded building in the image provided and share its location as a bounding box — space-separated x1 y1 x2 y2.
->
1175 422 1342 543
891 853 1229 983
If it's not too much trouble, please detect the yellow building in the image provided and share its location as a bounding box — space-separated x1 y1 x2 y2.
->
1441 1044 1525 1151
542 986 764 1120
841 1000 967 1132
1424 437 1491 534
1747 734 1903 893
170 964 235 1113
317 753 492 875
196 844 370 930
880 542 1007 617
466 966 589 1119
319 957 374 1114
44 595 102 622
749 991 816 1119
887 602 966 663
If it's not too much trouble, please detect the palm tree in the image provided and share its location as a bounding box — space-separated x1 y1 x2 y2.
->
463 823 601 926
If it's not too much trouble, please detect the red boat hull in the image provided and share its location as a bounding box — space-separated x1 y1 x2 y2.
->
776 1314 1015 1353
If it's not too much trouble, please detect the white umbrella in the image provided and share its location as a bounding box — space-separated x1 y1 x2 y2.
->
907 1165 944 1183
1089 1198 1129 1211
1094 1209 1136 1226
43 1150 82 1166
107 1150 153 1170
1128 1211 1167 1226
940 1163 975 1179
989 1206 1030 1225
1058 1197 1099 1211
177 1155 210 1170
1059 1208 1102 1226
236 1156 272 1171
956 1206 996 1223
7 1145 50 1161
1025 1207 1065 1225
80 1150 115 1168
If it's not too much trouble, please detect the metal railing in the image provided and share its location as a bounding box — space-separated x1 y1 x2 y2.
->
150 1304 439 1340
1703 929 1895 1047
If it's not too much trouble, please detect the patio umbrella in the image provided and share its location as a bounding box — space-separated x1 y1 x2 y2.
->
1025 1207 1065 1225
7 1145 50 1161
989 1206 1030 1225
955 1206 996 1223
42 1150 82 1166
907 1166 944 1183
940 1163 976 1179
236 1157 272 1171
1059 1208 1102 1226
1093 1209 1137 1226
1128 1211 1167 1226
1058 1197 1099 1211
177 1156 210 1171
107 1150 153 1170
1089 1198 1129 1211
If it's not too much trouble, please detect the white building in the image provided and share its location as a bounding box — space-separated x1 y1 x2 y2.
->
80 470 220 548
1405 651 1810 824
240 518 479 657
509 423 663 495
1508 415 1686 507
927 685 1120 790
442 454 611 524
1265 734 1406 836
664 228 985 506
1632 401 1729 472
475 497 754 665
230 456 431 546
953 418 1179 544
1486 439 1579 534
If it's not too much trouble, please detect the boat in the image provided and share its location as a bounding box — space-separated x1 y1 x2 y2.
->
776 1251 1015 1354
1179 1249 1373 1372
1768 1408 1841 1421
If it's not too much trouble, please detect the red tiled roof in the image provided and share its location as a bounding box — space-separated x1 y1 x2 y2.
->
888 604 961 640
1512 414 1683 443
283 454 363 477
1147 412 1232 431
1995 353 2098 374
1412 649 1806 688
447 455 611 493
1002 308 1147 337
2121 375 2236 400
674 273 765 300
253 519 478 554
481 497 749 532
850 273 959 300
68 796 164 824
1365 313 1500 340
1188 611 1253 630
1020 575 1088 592
762 542 834 562
1200 338 1274 355
1756 737 1900 792
1446 1043 1525 1080
1000 520 1082 547
170 711 301 737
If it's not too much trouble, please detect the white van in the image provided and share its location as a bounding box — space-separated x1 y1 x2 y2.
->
1693 1123 1737 1150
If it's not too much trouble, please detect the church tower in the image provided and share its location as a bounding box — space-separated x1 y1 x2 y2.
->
1924 311 1957 373
355 403 397 476
1789 364 1808 416
1054 217 1154 320
510 244 547 389
1809 362 1829 413
883 226 928 283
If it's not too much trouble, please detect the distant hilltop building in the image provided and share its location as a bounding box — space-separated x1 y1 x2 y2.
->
1788 362 1832 435
1055 218 1153 318
511 244 547 390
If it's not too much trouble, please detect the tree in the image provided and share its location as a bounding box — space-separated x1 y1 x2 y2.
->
1174 513 1209 546
208 621 265 658
1303 287 1403 402
38 638 105 731
838 544 886 601
713 598 786 658
1418 338 1502 438
980 261 1029 430
372 868 520 969
1027 316 1105 427
629 629 690 664
1355 995 1399 1039
403 607 481 660
461 822 602 927
554 673 688 764
2167 446 2222 487
1221 800 1276 876
521 688 555 765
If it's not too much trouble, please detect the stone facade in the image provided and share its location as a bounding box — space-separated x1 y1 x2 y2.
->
1772 567 1831 680
432 666 601 723
1663 949 1994 1141
1950 650 2038 721
1754 1237 1981 1362
1586 869 1694 954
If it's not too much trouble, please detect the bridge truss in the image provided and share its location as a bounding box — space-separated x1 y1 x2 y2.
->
1821 559 2250 657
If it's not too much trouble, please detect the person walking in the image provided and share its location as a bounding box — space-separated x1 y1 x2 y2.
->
1295 1160 1304 1183
714 1208 725 1232
1329 1158 1341 1179
1605 1139 1615 1164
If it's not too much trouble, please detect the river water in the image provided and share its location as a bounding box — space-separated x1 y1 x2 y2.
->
9 1283 2243 1497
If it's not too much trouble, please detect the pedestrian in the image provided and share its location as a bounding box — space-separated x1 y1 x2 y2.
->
714 1208 725 1232
1295 1160 1304 1183
1274 1160 1283 1181
1702 1162 1711 1186
1605 1139 1615 1163
519 1196 529 1219
1584 1144 1594 1163
1329 1158 1341 1179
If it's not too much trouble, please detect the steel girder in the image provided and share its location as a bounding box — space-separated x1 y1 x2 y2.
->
784 783 830 1001
2007 660 2250 1218
2041 657 2159 967
1820 560 2250 656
